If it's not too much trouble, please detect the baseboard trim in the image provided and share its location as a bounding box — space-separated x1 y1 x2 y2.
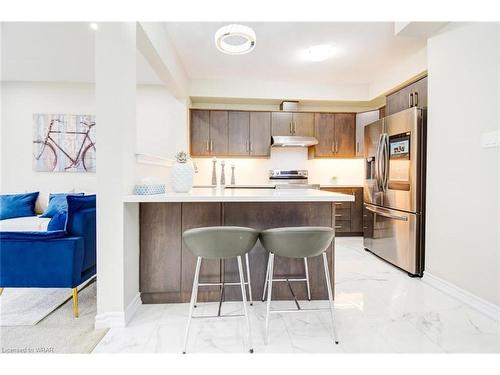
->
422 272 500 322
94 292 142 329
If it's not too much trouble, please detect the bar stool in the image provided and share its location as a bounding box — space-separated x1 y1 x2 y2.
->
259 226 339 345
182 226 259 354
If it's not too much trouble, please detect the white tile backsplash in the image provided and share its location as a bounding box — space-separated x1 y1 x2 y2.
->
192 148 364 186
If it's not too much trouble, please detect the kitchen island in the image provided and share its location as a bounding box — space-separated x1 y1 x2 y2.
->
124 188 354 304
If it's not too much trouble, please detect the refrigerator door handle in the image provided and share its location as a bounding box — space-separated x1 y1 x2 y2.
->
375 134 383 191
381 133 390 192
365 205 408 221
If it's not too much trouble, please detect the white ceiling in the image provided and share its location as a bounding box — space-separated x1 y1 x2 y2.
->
163 22 427 86
1 22 427 91
1 22 161 84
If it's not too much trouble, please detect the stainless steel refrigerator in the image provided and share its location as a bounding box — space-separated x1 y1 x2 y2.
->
363 107 426 277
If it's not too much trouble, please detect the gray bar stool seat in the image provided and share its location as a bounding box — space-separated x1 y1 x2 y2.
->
182 226 259 354
259 226 339 345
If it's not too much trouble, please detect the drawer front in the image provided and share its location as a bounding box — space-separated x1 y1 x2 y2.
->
334 208 351 221
333 201 351 210
334 220 351 233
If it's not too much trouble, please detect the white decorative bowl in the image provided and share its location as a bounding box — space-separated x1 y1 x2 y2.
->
134 184 166 195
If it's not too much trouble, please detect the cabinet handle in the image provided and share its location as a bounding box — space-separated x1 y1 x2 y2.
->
408 93 414 108
334 225 342 229
414 92 418 107
206 139 210 152
210 140 213 152
249 140 253 153
293 121 296 134
335 140 339 153
335 214 342 217
289 122 293 134
356 141 359 153
334 203 343 206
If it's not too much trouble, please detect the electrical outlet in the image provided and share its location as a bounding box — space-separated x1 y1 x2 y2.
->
481 130 500 148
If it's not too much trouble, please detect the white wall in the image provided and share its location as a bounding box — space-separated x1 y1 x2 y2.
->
426 23 500 306
0 82 186 207
193 148 364 186
0 82 97 210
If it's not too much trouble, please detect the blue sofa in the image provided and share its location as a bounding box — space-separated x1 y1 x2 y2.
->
0 195 96 318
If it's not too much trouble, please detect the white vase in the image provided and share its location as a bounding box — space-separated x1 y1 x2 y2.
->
171 162 194 193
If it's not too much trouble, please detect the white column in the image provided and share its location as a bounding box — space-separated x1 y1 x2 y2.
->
95 22 140 328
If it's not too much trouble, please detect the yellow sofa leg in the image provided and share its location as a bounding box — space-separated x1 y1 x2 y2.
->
0 288 4 296
72 288 79 318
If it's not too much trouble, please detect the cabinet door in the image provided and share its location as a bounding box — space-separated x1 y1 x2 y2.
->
271 112 293 136
210 111 228 155
250 112 271 156
386 84 413 116
190 110 210 156
313 113 335 157
228 111 250 156
411 76 427 109
355 110 379 157
334 113 356 157
350 188 364 233
293 112 314 136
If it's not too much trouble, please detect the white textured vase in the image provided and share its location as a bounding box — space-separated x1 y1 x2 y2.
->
171 162 194 193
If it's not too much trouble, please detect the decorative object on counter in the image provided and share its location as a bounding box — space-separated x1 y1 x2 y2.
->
330 176 338 184
211 157 217 186
220 160 226 186
134 177 166 195
231 164 236 185
171 151 195 193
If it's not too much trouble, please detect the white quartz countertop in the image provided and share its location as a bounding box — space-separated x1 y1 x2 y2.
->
124 187 355 203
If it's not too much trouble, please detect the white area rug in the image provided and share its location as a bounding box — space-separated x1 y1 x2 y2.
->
1 281 108 353
0 280 92 326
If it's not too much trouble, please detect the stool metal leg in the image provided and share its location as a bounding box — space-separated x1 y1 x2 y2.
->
245 253 253 306
322 252 339 344
264 253 275 344
304 257 312 301
237 256 254 353
183 256 202 354
261 254 270 302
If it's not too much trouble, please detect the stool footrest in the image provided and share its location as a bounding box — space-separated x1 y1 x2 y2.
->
192 313 245 319
198 282 249 287
270 307 332 314
270 278 307 282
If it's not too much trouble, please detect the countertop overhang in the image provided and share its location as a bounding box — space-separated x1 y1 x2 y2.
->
124 187 355 203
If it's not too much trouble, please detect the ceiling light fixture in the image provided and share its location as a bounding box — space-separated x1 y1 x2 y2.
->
303 44 335 62
214 24 256 55
89 23 98 31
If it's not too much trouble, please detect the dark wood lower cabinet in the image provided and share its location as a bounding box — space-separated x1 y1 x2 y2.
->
321 187 364 236
139 202 335 303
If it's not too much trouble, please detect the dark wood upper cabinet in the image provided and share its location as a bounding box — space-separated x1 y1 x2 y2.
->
249 112 271 156
190 110 210 156
209 111 228 155
313 113 335 157
293 112 314 137
271 112 293 136
334 113 356 157
228 111 250 156
386 76 428 116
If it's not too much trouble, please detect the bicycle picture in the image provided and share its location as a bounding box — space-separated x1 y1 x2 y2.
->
33 114 96 173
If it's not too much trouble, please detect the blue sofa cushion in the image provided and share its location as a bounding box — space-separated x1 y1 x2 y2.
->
0 192 39 220
0 230 67 240
40 193 84 218
47 212 67 231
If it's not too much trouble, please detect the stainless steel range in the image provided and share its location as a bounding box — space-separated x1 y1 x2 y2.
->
268 170 320 189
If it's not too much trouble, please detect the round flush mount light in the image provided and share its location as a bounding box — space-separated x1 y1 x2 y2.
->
303 44 335 62
215 24 256 55
89 23 98 31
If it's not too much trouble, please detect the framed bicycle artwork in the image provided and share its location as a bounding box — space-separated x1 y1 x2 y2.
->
33 113 96 173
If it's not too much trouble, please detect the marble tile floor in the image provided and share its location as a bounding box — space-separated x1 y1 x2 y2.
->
93 237 500 353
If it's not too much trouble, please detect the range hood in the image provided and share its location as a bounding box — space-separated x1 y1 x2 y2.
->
271 136 319 147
